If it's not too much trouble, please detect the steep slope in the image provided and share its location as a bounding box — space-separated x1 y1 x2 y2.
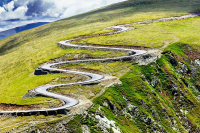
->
0 0 200 132
0 0 199 105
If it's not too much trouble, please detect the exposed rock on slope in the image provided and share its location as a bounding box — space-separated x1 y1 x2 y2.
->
22 44 200 133
63 43 200 133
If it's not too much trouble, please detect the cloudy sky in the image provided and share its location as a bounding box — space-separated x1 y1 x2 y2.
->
0 0 125 32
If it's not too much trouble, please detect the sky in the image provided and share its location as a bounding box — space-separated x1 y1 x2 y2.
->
0 0 125 32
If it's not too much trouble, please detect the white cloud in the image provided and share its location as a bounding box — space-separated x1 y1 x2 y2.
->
1 0 126 19
0 1 28 20
0 0 126 32
3 1 14 11
41 0 126 19
6 6 28 20
0 7 5 14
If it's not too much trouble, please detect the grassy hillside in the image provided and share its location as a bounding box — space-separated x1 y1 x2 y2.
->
0 0 200 132
89 44 200 132
74 17 200 48
0 0 200 105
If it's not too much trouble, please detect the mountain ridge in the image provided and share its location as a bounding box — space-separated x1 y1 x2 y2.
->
0 22 49 40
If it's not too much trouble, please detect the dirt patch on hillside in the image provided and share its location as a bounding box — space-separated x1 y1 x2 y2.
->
49 73 90 85
0 100 64 111
65 68 106 76
0 104 36 111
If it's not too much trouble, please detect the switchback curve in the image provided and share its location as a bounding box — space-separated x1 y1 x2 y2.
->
0 13 199 115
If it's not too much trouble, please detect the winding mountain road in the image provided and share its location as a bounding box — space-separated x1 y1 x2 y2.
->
0 13 199 115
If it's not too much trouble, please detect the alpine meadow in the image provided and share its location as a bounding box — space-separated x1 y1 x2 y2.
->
0 0 200 132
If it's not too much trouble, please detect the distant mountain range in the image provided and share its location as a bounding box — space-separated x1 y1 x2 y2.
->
0 22 49 40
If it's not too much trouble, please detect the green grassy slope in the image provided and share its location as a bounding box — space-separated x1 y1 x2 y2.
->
0 0 200 132
74 17 200 48
63 44 200 133
0 0 199 105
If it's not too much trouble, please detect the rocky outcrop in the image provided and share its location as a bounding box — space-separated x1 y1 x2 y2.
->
195 59 200 67
132 53 158 65
189 65 197 76
152 108 160 121
196 85 200 92
107 99 117 113
197 95 200 101
170 58 178 67
23 90 39 99
82 125 91 133
151 76 159 88
95 114 122 133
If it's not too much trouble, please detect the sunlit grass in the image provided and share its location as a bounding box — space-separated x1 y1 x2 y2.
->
0 45 124 105
61 61 133 77
0 0 200 132
74 17 200 48
0 0 200 106
0 114 69 131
